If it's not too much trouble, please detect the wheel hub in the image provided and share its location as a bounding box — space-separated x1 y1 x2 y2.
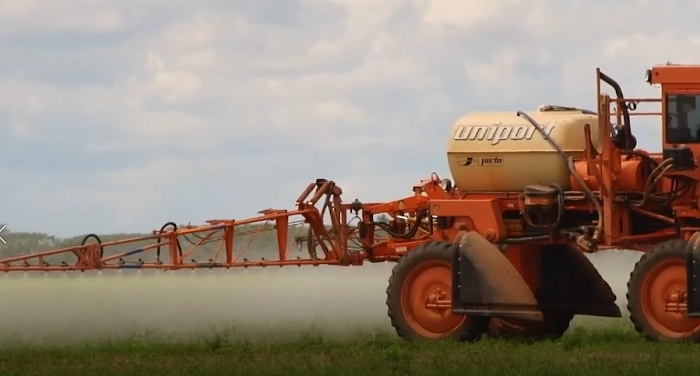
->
665 288 687 313
400 261 465 337
424 289 451 310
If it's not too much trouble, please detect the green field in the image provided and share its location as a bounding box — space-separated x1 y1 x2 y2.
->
2 323 700 376
0 248 692 375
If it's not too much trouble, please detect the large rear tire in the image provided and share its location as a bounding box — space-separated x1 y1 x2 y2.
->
386 240 489 341
627 239 700 342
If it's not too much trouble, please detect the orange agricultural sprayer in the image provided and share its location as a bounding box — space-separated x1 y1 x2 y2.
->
7 64 700 343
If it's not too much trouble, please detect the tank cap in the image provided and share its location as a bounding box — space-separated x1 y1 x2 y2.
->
537 104 582 112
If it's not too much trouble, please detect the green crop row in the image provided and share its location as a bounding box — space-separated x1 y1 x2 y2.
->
0 324 698 376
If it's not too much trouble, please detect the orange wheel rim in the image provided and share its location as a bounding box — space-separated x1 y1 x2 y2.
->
640 259 700 338
400 260 465 338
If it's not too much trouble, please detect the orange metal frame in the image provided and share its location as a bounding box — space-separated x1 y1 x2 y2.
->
594 70 672 249
596 65 700 246
0 179 435 272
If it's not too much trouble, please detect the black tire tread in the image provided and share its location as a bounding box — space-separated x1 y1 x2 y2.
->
487 313 573 341
626 239 700 342
386 240 489 342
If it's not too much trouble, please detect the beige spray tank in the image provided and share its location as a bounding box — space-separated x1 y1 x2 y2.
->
446 105 602 192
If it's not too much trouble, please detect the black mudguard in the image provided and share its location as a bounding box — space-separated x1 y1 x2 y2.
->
537 245 621 318
451 231 544 322
687 232 700 317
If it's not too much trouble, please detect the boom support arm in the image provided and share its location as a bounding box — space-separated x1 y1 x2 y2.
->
0 177 442 272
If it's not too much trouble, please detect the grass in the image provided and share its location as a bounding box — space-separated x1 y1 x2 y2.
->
2 323 700 376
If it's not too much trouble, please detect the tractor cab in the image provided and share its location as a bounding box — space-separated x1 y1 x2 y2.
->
647 64 700 169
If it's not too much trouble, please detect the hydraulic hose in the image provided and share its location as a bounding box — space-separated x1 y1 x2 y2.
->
517 111 604 238
630 158 675 208
155 221 183 261
81 233 104 259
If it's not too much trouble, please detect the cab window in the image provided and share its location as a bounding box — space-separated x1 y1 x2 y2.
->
666 94 700 144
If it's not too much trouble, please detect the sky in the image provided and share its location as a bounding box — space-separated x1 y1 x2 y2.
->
0 0 699 237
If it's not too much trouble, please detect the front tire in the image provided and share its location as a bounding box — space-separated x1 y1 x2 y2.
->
627 239 700 342
386 240 489 341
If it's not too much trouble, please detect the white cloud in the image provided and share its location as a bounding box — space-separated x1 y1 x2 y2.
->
0 1 132 35
0 0 697 236
421 0 512 30
139 52 204 104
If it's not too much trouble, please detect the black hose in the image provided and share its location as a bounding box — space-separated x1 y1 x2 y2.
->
649 176 694 204
81 233 104 259
518 111 604 235
516 111 569 161
622 150 693 205
156 222 183 260
623 150 658 166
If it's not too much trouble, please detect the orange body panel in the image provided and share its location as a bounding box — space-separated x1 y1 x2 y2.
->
570 159 646 192
648 64 700 85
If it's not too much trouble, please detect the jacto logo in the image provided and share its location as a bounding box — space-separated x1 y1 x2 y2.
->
453 123 556 146
458 156 504 167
